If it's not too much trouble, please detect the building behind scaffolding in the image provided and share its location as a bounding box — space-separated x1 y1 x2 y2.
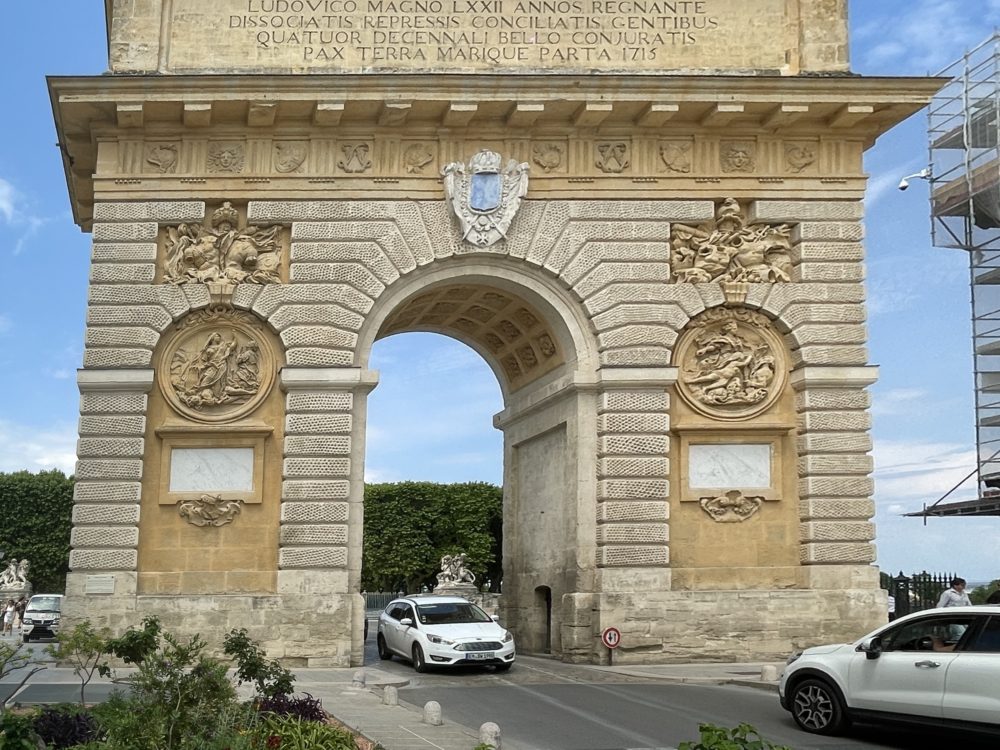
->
921 33 1000 517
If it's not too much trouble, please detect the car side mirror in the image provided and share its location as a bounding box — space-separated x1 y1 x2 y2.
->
400 617 413 627
491 615 500 622
857 635 882 660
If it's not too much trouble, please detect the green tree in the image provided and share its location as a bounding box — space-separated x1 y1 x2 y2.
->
362 482 502 593
970 579 1000 604
0 470 74 593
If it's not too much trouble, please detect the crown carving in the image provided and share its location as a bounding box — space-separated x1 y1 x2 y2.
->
470 149 503 173
211 201 240 228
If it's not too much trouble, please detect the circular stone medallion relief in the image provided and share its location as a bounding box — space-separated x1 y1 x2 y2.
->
675 308 786 421
159 309 275 423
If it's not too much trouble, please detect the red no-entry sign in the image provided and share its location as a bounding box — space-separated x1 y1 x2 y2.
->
601 627 622 649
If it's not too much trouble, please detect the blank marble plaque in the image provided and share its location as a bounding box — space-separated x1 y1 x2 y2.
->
169 447 254 492
689 444 771 489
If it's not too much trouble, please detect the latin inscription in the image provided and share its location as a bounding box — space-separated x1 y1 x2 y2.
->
223 0 729 68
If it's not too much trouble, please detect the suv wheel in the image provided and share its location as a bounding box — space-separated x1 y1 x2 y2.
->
412 644 428 673
791 678 849 735
377 635 392 660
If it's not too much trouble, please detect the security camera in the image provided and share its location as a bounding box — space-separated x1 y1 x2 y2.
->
897 168 931 192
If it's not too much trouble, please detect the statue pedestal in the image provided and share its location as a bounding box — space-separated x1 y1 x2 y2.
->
432 583 478 599
0 585 32 601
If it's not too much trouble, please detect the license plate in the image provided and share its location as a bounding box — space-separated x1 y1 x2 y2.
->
466 652 494 660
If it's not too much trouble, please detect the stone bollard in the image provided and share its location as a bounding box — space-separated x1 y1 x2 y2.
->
352 670 366 687
479 721 502 749
423 700 443 726
760 664 779 682
382 685 398 706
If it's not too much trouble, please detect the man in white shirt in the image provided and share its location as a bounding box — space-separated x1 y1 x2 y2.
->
937 577 972 608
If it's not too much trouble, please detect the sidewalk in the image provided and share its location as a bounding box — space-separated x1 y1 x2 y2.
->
1 632 784 750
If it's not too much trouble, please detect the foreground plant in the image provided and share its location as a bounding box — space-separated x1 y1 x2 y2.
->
678 722 792 750
46 621 111 706
224 628 295 699
253 713 357 750
0 640 45 716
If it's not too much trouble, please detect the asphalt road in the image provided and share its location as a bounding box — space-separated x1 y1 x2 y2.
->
363 624 996 750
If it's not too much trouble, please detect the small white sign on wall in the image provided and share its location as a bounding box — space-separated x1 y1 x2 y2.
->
85 574 116 595
169 447 255 493
689 443 771 489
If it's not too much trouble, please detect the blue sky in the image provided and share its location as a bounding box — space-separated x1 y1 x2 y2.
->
1 1 998 581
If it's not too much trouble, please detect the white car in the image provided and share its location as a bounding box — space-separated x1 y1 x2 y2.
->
22 594 64 643
780 605 1000 737
376 595 515 673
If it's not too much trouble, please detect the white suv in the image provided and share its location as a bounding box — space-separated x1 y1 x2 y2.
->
377 595 515 673
22 594 64 643
780 605 1000 738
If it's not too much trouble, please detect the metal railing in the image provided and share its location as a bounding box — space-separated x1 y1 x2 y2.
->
880 571 960 616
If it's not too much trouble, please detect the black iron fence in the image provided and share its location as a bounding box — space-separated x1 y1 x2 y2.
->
880 571 959 617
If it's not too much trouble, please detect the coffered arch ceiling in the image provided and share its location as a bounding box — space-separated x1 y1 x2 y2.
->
375 282 568 394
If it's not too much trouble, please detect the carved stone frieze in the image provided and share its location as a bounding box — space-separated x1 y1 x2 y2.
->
670 198 793 283
532 143 563 173
159 308 276 423
163 202 284 287
145 144 178 173
274 142 308 173
676 307 786 420
402 143 434 174
207 142 245 173
338 143 373 173
720 141 756 173
785 143 817 173
659 141 692 173
178 494 243 527
442 149 529 247
596 142 630 173
699 490 763 523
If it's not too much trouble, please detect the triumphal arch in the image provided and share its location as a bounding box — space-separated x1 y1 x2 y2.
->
52 0 939 664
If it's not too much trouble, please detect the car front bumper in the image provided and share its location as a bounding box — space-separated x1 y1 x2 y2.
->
425 641 516 667
23 621 60 639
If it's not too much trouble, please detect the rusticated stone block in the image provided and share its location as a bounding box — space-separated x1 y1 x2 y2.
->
283 435 351 456
749 200 863 222
282 458 351 478
85 327 160 349
797 432 872 454
280 502 349 524
798 454 873 476
280 326 358 350
782 303 866 328
78 415 146 436
278 547 348 568
799 412 871 432
598 413 670 434
74 482 142 504
597 524 669 545
799 476 873 497
72 504 141 525
799 498 875 521
77 438 145 459
599 434 669 455
599 390 670 414
598 479 669 499
71 527 140 548
270 304 365 332
600 347 671 368
92 222 158 242
793 222 865 243
286 392 353 413
597 501 669 523
793 262 864 284
87 305 173 330
800 521 875 543
795 389 870 411
90 264 156 284
598 456 669 478
800 542 875 564
69 549 138 570
791 324 867 347
285 347 354 368
289 263 386 298
285 414 352 434
92 242 158 263
597 325 677 351
253 284 375 318
790 344 868 368
559 241 671 287
283 480 351 500
592 303 689 332
791 241 864 263
292 241 400 284
83 348 153 368
92 201 204 223
597 545 669 567
80 393 147 414
74 459 143 481
584 283 705 318
279 524 348 546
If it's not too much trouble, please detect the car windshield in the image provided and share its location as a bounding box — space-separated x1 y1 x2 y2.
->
416 602 492 625
26 597 61 613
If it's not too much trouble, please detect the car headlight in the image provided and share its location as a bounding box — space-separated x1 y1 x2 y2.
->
22 618 33 625
426 634 455 646
785 651 802 666
502 631 513 643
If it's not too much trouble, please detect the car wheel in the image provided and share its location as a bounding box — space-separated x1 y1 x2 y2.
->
412 644 428 673
377 635 392 660
494 662 513 673
790 678 849 735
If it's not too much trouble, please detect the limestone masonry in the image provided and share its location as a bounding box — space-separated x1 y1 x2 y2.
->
52 0 942 664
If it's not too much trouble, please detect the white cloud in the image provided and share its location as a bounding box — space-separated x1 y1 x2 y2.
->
0 420 77 475
873 439 978 506
871 387 928 416
0 176 51 255
0 179 14 223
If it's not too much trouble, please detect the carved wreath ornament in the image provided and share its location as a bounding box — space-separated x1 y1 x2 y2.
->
179 494 243 527
676 308 786 421
159 309 275 424
699 491 763 523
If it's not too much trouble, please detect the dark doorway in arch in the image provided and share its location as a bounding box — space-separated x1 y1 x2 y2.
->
534 585 552 654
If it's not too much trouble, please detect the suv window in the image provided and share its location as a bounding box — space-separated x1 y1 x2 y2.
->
882 615 976 652
968 616 1000 652
400 605 416 623
417 602 492 625
386 604 405 621
26 596 61 613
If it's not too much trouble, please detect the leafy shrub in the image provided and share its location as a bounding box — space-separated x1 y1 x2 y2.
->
256 693 326 722
32 704 101 748
224 628 295 698
678 723 791 750
0 711 39 750
254 714 357 750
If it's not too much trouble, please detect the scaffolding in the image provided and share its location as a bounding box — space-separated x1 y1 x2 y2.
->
915 33 1000 517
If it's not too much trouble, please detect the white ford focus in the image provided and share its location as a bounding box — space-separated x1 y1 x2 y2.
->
377 595 515 673
780 605 1000 738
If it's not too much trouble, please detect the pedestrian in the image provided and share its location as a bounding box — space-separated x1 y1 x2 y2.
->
13 595 26 631
887 592 896 621
1 599 14 636
936 577 972 608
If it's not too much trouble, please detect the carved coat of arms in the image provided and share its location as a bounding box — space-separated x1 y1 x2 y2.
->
442 150 529 247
